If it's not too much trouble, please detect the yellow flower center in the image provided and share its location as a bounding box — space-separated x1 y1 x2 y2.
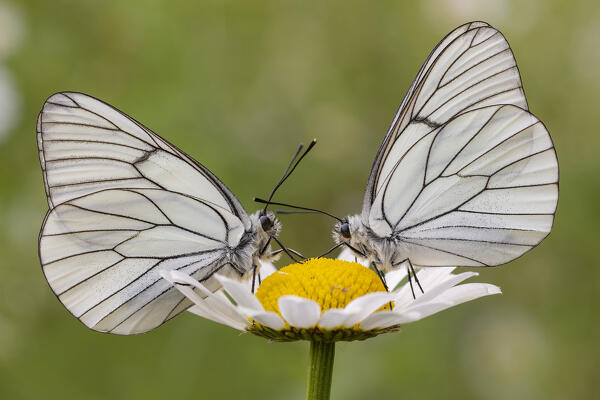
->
255 258 391 317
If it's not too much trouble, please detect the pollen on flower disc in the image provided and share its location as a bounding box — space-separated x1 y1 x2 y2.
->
255 258 389 315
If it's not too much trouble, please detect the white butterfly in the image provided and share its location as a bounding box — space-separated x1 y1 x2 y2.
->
324 22 558 291
37 92 306 335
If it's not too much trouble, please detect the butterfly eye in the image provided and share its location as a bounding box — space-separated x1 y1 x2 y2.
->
340 222 351 239
260 214 274 231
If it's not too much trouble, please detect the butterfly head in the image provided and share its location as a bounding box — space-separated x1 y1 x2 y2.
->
331 215 370 259
257 210 281 236
332 215 360 245
333 218 353 244
340 220 351 239
249 210 282 263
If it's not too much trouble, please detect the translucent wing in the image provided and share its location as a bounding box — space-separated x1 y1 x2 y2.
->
37 91 250 229
369 104 558 267
37 92 250 334
363 21 528 220
39 188 245 334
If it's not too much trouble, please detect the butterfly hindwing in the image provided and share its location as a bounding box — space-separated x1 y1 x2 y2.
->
370 105 557 266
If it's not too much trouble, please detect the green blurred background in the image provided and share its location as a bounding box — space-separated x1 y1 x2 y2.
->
0 0 598 399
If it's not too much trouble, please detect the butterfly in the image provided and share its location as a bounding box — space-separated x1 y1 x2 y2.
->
37 92 310 334
266 21 559 296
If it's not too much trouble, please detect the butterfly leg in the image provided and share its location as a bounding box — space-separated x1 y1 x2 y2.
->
406 263 416 299
317 242 344 258
371 262 389 290
271 235 303 263
251 264 258 294
250 265 261 328
263 232 305 261
394 259 416 299
249 265 258 327
259 236 272 257
271 248 306 259
371 262 393 309
287 248 306 259
393 259 424 299
408 259 424 294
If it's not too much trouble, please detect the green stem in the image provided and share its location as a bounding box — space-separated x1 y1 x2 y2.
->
306 341 335 400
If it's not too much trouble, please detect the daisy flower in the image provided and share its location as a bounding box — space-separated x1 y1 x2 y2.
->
161 249 500 399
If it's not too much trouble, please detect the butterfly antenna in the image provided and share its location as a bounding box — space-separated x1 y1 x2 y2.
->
275 209 319 215
254 197 342 223
262 139 317 214
260 143 302 214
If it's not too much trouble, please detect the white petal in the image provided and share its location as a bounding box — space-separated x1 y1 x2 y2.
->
161 269 221 296
337 247 369 267
404 283 501 320
417 266 458 287
187 296 249 330
319 309 352 329
342 292 395 327
215 274 265 312
160 270 209 304
392 266 456 307
243 309 286 331
187 305 247 331
278 295 321 328
239 260 278 292
410 271 479 306
161 270 249 330
433 283 501 307
259 260 277 278
403 302 450 320
359 310 420 330
384 267 408 291
318 292 395 329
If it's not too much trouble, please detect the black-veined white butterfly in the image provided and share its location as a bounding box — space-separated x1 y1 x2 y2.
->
37 92 311 334
267 21 558 296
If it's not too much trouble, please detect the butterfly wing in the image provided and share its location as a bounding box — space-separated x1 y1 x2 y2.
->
363 23 558 267
38 92 249 334
363 22 527 220
37 91 250 229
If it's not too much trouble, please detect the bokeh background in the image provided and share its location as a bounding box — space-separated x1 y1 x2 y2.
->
0 0 598 399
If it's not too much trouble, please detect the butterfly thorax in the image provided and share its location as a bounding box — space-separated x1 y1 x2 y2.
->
333 214 405 272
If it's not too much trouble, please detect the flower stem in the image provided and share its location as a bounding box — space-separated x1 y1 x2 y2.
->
306 341 335 400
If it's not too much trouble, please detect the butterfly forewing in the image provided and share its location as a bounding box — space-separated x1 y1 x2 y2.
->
38 92 250 334
364 22 528 218
37 92 250 229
